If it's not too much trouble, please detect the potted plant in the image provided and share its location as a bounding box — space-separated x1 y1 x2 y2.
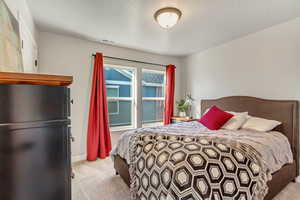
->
176 94 194 118
176 99 189 117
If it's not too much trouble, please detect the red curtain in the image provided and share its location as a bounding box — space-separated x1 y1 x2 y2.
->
164 65 176 125
87 53 112 161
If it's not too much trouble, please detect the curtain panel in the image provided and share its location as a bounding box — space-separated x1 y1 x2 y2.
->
87 53 112 161
164 64 176 125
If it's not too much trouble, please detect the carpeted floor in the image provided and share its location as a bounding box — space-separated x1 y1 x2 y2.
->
72 132 300 200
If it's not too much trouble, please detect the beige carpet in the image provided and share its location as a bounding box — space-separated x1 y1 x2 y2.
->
72 158 130 200
72 132 300 200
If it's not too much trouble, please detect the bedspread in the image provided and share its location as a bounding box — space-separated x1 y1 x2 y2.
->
129 132 271 200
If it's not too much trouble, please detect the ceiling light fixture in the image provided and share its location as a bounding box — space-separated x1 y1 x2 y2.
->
154 7 182 29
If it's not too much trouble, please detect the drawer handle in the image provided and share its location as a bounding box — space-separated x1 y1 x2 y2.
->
70 99 74 104
70 136 75 142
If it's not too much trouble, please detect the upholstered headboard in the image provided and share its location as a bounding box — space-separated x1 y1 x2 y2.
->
201 96 299 175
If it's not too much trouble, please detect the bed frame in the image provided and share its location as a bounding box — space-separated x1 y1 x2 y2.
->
114 96 299 200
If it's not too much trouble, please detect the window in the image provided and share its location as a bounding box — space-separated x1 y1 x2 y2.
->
142 70 165 127
104 65 165 130
105 66 135 129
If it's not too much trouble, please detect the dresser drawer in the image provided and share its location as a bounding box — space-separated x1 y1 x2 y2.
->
0 122 71 200
0 85 70 123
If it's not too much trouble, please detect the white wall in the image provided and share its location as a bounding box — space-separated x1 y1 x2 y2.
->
184 17 300 118
38 31 183 161
3 0 38 72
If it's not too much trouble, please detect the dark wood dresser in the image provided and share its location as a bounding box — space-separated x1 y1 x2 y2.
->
0 72 73 200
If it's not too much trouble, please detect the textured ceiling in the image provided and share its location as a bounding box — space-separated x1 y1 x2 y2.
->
27 0 300 56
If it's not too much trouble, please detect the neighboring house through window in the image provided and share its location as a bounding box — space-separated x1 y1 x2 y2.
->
106 85 119 98
106 85 119 115
105 66 134 129
104 64 165 130
142 70 165 127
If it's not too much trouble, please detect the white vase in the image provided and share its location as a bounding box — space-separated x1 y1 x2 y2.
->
179 111 186 117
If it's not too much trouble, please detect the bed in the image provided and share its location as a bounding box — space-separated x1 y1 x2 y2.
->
112 96 299 200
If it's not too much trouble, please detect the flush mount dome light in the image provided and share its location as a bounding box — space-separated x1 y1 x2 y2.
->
154 7 182 29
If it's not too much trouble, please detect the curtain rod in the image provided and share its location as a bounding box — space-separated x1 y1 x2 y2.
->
92 54 166 67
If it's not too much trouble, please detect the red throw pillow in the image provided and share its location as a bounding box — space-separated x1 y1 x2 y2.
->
198 106 234 130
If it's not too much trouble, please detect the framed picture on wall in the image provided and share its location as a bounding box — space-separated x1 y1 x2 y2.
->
0 0 24 72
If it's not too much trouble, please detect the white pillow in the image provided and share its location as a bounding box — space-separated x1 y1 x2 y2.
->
241 116 281 132
221 112 248 131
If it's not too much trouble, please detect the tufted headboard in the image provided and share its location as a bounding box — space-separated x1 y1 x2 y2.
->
201 96 299 175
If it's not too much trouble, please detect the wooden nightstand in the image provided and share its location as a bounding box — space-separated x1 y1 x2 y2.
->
171 116 197 123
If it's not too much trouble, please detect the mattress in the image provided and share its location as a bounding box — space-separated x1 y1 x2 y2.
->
111 121 293 173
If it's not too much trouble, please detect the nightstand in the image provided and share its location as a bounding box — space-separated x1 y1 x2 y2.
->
171 116 197 123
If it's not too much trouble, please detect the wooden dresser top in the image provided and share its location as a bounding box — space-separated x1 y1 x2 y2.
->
0 72 73 86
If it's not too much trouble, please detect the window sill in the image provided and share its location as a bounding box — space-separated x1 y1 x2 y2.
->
110 125 135 132
142 122 163 128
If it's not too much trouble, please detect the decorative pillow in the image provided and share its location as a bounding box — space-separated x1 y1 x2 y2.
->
222 112 248 130
198 106 234 130
241 116 281 132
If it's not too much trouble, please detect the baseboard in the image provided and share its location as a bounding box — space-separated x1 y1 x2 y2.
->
296 176 300 183
71 154 86 163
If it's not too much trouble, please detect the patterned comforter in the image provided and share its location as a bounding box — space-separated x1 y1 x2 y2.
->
130 132 270 200
111 122 293 200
